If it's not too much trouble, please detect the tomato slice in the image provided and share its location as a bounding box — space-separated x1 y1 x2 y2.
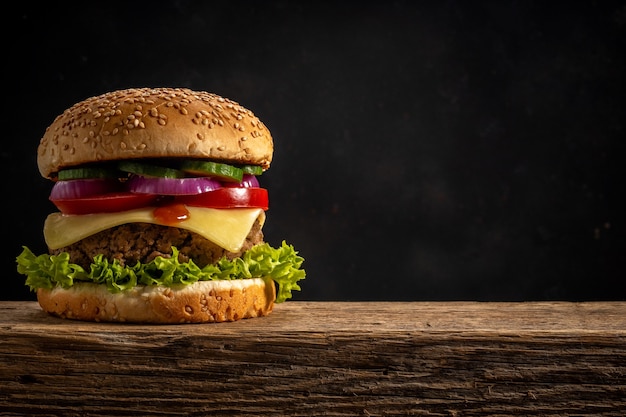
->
49 188 269 214
50 192 160 215
177 187 269 210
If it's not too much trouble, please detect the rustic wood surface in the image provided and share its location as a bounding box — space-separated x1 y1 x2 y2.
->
1 301 624 416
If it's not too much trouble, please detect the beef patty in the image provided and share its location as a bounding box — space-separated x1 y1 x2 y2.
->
50 219 264 269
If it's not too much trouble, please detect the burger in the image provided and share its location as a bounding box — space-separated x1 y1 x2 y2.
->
16 87 305 323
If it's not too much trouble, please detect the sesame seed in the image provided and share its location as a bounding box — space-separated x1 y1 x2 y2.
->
158 119 166 126
217 146 225 151
197 133 204 140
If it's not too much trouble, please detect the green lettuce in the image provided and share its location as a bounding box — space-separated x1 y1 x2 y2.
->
16 241 305 303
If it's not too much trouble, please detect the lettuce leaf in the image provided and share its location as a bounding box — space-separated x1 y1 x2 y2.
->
16 241 305 303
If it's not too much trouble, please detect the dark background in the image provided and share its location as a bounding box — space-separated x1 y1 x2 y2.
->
5 1 625 301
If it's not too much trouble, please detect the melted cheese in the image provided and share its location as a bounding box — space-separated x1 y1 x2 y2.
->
44 207 265 252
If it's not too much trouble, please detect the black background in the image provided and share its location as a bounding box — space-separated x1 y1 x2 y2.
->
4 1 625 301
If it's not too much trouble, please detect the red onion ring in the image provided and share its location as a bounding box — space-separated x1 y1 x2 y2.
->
222 174 260 188
49 179 123 200
128 175 222 195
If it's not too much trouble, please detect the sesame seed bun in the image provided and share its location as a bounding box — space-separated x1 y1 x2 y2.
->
36 278 276 324
37 87 274 179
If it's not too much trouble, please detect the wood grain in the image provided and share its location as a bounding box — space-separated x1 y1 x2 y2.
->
1 301 625 416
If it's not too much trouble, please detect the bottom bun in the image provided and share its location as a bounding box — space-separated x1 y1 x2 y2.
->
37 278 275 324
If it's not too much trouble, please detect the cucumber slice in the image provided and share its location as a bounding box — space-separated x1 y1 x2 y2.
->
180 160 243 182
241 165 264 176
57 167 122 180
118 161 185 178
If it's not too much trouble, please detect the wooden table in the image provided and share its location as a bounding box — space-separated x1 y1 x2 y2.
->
1 301 625 416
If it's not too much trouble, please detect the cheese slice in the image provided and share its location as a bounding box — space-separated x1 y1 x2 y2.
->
44 207 265 252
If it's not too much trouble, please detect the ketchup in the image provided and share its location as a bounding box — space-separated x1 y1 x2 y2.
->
153 203 189 225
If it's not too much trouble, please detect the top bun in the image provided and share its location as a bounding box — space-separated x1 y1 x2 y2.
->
37 88 274 179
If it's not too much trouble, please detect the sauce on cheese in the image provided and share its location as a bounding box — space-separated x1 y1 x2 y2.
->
153 203 190 225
